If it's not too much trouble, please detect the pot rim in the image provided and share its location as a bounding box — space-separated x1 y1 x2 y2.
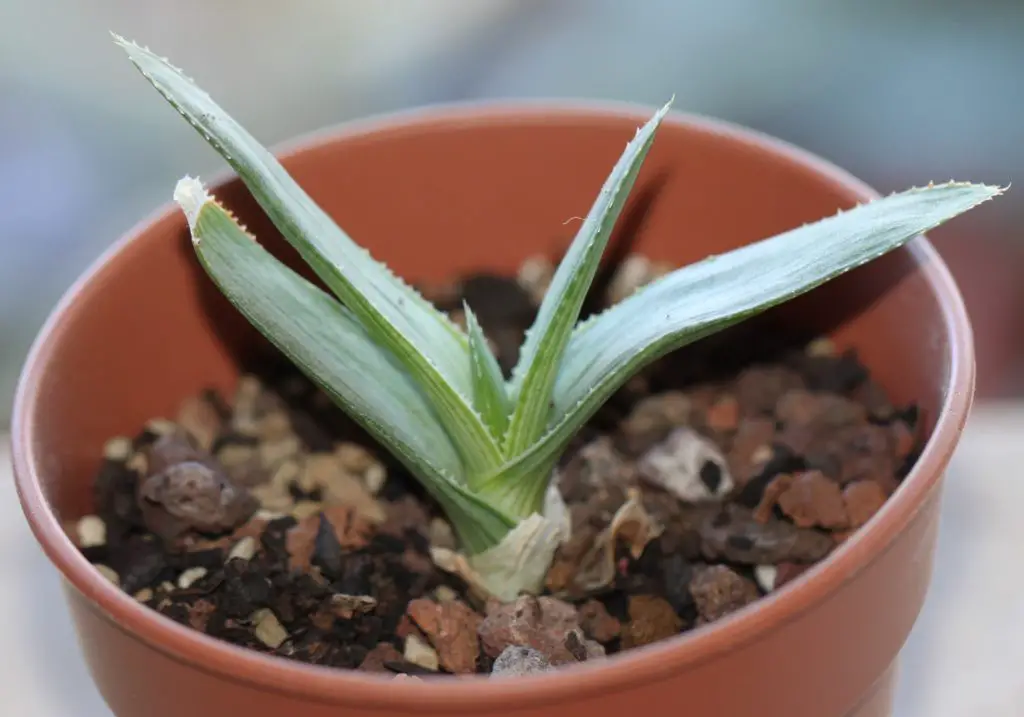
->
11 98 975 710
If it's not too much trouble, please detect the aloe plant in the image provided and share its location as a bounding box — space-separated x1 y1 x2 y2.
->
113 33 1002 601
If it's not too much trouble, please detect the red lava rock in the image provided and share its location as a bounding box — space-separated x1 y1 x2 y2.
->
187 598 217 631
689 565 759 623
842 480 888 528
853 379 895 421
406 598 483 674
359 642 404 672
831 424 897 487
776 470 849 529
379 496 431 539
706 395 740 433
577 599 621 642
478 595 601 665
286 506 371 572
620 595 683 649
752 473 793 523
700 504 834 564
775 562 811 588
285 515 319 573
728 418 776 485
776 390 867 455
137 433 258 542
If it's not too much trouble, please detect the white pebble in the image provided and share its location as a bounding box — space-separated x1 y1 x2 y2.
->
76 515 107 548
177 567 208 589
251 609 288 649
754 564 778 592
228 536 257 562
363 463 387 495
103 436 132 461
404 633 439 671
637 427 734 502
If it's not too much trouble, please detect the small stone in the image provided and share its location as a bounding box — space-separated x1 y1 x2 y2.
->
775 562 811 588
176 394 224 452
251 608 288 649
776 471 849 529
359 642 404 672
842 480 888 528
188 599 217 632
304 453 386 523
363 464 387 495
606 254 670 306
478 595 600 666
145 418 178 437
620 595 682 649
700 504 834 564
735 366 805 416
638 427 734 502
689 565 759 623
334 442 375 473
291 500 323 520
620 392 692 454
578 599 621 642
754 564 778 592
752 473 793 523
516 254 555 305
228 536 258 562
136 433 258 542
407 598 483 674
491 646 552 677
403 633 439 672
434 585 458 603
706 395 740 433
95 564 119 586
133 587 154 603
427 518 456 550
330 594 378 619
76 515 107 548
728 418 776 485
104 436 133 462
177 566 208 590
805 337 836 357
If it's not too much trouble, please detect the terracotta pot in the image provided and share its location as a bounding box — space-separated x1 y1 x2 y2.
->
11 101 973 717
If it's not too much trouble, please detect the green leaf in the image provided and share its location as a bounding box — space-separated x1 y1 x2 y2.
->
178 178 514 553
113 35 504 475
464 304 511 443
502 99 673 457
495 181 1005 488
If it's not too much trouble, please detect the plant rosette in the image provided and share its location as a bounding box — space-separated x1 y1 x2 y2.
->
10 31 1003 717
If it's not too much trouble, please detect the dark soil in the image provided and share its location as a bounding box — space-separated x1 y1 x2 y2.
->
70 252 920 677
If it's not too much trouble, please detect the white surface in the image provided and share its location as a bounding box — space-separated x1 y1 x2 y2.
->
2 407 1022 716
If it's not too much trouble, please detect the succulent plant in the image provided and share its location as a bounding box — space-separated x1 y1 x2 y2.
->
113 33 1002 601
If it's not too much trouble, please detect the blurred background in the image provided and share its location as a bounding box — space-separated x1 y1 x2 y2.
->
2 0 1023 416
0 3 1021 716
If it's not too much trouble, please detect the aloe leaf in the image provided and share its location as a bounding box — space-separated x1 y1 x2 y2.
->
502 99 672 456
114 36 504 474
494 181 1004 487
465 304 511 442
177 178 514 553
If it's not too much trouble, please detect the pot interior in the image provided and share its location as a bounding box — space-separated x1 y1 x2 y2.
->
21 108 953 526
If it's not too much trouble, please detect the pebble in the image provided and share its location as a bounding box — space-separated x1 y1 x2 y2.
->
754 564 778 592
176 394 224 452
842 480 888 528
491 646 553 677
638 427 734 502
228 536 258 562
689 565 760 623
251 608 288 649
406 598 483 674
427 518 456 550
103 436 133 462
700 504 834 564
358 642 404 672
478 595 602 665
177 566 208 589
706 395 740 433
606 254 671 305
76 515 107 548
95 564 120 586
776 471 849 529
727 418 776 484
577 600 621 642
403 633 440 672
735 366 805 417
133 588 154 602
620 595 683 649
